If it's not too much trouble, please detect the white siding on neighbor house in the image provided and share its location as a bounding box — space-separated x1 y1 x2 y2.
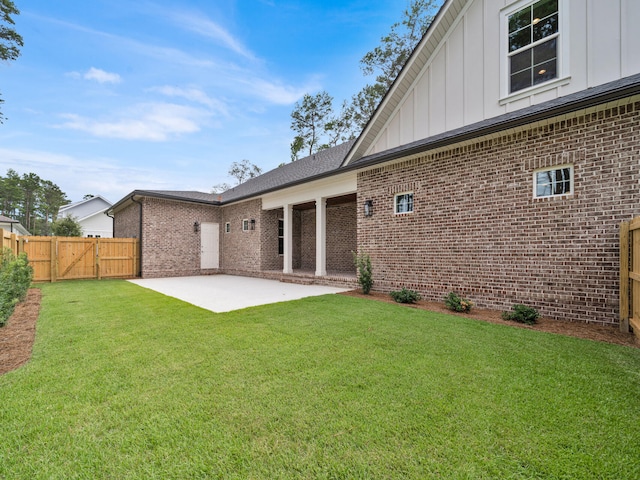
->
79 213 113 238
365 0 640 157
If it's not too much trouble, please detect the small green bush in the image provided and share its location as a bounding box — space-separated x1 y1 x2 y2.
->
0 249 34 327
444 291 473 313
501 304 540 325
353 251 373 294
51 215 83 237
390 287 421 304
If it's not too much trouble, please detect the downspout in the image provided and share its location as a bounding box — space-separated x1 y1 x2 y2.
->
105 210 114 237
130 195 143 278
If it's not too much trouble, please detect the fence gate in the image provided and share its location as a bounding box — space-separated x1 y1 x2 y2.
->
620 218 640 340
21 236 140 282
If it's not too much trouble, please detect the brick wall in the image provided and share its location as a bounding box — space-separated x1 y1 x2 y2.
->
357 101 640 325
260 207 283 271
300 209 316 271
140 197 221 278
292 210 302 269
220 199 262 273
294 202 357 273
114 202 140 239
327 202 357 272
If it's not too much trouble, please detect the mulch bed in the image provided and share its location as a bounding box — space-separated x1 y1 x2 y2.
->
340 290 639 348
0 288 637 376
0 289 41 375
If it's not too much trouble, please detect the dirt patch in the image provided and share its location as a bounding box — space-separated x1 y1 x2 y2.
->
0 289 41 375
340 290 639 349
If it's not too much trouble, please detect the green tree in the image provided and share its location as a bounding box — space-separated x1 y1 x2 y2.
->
289 0 440 148
212 159 262 193
290 91 334 160
348 83 387 133
348 0 439 131
38 180 69 224
0 169 22 217
0 0 24 124
0 169 70 235
51 216 82 237
229 159 262 185
19 172 41 233
360 0 438 92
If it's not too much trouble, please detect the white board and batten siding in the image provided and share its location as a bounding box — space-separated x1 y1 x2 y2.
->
365 0 640 157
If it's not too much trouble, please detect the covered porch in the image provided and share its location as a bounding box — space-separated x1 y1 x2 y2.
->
260 172 359 286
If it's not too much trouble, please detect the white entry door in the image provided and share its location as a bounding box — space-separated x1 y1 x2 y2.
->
200 222 220 269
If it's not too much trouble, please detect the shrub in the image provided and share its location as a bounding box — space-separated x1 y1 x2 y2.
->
353 251 373 294
0 249 34 327
390 287 421 304
51 215 83 237
501 304 540 325
444 291 473 313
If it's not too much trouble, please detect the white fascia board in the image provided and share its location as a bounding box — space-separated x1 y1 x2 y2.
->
261 171 357 210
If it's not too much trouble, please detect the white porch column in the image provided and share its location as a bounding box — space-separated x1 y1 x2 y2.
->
283 203 293 274
315 197 327 277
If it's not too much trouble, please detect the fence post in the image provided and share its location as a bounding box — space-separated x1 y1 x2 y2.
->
96 239 101 280
620 221 630 333
50 237 57 283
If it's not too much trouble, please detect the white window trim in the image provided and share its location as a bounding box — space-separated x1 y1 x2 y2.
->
532 164 574 199
394 192 414 215
242 219 249 231
499 0 570 102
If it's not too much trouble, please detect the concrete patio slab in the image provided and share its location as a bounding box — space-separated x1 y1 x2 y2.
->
128 275 351 313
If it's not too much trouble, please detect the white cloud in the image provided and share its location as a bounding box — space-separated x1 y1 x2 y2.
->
242 77 321 105
0 147 212 202
151 86 229 115
84 67 122 84
167 11 256 61
57 103 207 141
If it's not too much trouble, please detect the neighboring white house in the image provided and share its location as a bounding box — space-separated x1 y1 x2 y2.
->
0 215 30 236
58 195 113 238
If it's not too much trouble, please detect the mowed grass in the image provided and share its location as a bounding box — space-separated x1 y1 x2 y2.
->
1 281 639 479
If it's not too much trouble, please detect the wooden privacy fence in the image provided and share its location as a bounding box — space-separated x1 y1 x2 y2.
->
1 229 139 282
620 217 640 340
1 228 21 253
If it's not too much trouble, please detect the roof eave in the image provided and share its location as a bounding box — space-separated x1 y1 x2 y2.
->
350 77 640 170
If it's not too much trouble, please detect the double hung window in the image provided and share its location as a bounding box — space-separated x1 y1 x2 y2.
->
508 0 558 93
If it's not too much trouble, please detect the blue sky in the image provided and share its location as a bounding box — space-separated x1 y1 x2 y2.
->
0 0 427 204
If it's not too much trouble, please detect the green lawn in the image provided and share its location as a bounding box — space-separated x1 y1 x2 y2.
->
1 280 639 479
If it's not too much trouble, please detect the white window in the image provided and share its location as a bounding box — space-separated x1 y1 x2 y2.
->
225 222 230 233
278 219 284 255
242 219 249 231
534 165 573 198
501 0 570 102
508 0 558 94
395 192 414 214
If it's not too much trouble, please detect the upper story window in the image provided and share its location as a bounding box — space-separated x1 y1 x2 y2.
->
534 165 573 198
508 0 558 93
395 193 414 214
242 219 249 231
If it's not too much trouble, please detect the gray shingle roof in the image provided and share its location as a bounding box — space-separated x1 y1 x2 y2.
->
111 73 640 213
219 139 355 204
139 190 219 204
